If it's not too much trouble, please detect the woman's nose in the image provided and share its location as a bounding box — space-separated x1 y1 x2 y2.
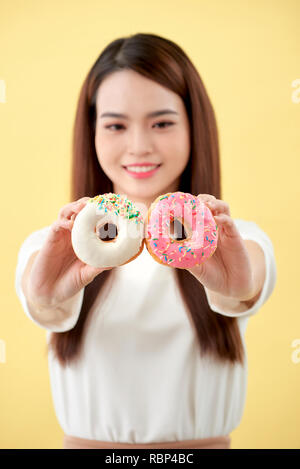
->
128 127 153 155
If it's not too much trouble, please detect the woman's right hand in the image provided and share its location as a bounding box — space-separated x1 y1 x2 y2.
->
26 197 113 309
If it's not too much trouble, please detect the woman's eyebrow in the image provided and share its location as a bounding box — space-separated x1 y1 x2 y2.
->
100 109 179 119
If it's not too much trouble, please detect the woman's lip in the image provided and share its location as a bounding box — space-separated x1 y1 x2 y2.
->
123 164 161 178
122 164 161 167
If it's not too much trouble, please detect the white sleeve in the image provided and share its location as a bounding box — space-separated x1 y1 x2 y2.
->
204 218 277 318
15 226 85 332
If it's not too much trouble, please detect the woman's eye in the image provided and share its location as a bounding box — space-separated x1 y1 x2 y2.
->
105 124 124 131
105 122 174 131
154 121 174 129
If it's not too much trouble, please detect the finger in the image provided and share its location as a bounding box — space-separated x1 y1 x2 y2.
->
197 194 230 216
53 219 74 232
68 201 89 222
196 194 216 213
206 199 230 216
58 197 90 220
79 263 112 287
213 213 239 238
46 219 74 243
197 194 217 202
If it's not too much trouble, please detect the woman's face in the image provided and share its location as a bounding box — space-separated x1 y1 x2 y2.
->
94 69 190 210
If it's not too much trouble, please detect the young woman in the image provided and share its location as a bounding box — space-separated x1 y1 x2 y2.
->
15 33 277 449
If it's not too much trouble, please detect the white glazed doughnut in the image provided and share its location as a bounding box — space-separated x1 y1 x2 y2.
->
71 193 145 268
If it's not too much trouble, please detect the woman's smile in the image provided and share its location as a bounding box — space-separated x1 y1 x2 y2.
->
122 163 162 178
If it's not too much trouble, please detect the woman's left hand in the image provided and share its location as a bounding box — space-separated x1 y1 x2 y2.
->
187 194 255 301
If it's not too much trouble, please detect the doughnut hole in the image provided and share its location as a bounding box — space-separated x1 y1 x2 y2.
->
169 217 191 242
95 222 118 242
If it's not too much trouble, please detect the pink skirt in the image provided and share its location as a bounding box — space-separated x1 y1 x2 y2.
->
63 434 231 449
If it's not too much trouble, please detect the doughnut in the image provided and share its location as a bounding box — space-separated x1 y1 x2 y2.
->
71 193 145 268
145 191 218 269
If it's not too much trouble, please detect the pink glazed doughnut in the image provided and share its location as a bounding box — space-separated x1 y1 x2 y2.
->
145 192 218 269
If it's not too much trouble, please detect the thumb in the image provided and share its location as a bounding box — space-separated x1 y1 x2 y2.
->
80 264 112 287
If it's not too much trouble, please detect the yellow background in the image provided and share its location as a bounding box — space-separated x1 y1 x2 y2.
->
0 0 299 449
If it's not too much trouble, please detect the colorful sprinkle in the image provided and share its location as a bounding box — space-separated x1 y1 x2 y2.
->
90 193 144 224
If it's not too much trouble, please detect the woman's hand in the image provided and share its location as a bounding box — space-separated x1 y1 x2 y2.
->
26 197 113 309
187 194 256 302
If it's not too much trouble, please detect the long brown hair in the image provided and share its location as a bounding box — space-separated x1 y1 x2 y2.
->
48 33 244 367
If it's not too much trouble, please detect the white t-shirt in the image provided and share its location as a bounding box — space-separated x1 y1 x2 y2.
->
15 219 277 443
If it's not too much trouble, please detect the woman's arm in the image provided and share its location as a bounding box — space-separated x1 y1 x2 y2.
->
187 195 269 315
204 240 266 313
21 250 84 327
